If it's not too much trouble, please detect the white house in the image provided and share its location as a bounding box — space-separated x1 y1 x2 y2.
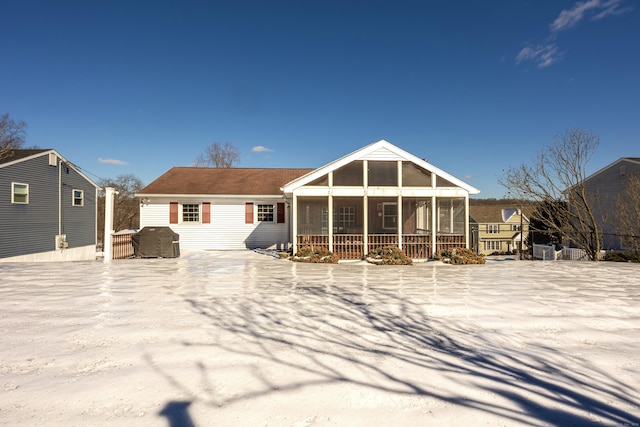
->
137 140 480 258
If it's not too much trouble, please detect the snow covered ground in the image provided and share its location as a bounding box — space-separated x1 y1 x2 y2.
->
1 250 639 426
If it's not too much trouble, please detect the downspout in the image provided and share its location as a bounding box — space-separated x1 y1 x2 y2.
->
58 158 62 239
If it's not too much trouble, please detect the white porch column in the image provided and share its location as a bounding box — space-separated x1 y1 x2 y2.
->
465 195 470 249
397 160 402 249
103 186 117 263
363 160 368 255
431 195 437 257
292 194 298 255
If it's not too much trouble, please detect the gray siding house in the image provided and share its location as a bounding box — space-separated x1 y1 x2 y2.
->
580 157 640 251
0 149 99 262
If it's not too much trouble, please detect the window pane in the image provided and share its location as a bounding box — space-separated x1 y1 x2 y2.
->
368 161 398 186
73 190 84 206
333 197 363 233
333 161 363 186
12 183 28 203
183 204 200 222
257 204 274 222
402 162 431 186
297 197 328 235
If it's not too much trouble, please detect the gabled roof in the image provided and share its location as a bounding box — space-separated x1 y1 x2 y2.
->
281 139 480 194
581 157 640 186
0 149 100 188
137 167 314 196
469 205 529 224
0 149 51 165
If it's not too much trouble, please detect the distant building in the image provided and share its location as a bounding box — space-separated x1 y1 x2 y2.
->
470 205 530 256
0 149 99 262
575 157 640 251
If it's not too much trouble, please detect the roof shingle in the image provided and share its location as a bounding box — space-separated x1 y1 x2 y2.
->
138 167 314 196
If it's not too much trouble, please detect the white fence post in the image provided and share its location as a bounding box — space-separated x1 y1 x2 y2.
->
103 187 118 263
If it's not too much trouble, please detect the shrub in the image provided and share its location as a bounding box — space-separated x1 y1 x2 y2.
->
366 246 413 265
435 248 486 265
291 246 339 263
603 251 640 263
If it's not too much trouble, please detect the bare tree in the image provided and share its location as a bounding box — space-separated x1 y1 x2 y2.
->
97 174 145 246
194 142 240 168
0 113 27 161
616 174 640 253
499 129 603 260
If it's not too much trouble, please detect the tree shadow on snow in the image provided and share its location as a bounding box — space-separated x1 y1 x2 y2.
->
149 266 640 426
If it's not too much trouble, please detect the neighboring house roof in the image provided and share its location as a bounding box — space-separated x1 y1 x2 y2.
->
577 157 640 188
470 205 529 224
0 149 51 165
0 148 100 188
137 167 314 196
281 139 481 194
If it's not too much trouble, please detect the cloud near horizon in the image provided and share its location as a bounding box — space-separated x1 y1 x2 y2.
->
517 0 632 68
98 157 129 165
252 145 273 153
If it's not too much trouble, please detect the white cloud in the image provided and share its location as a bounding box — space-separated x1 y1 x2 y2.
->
252 145 273 153
518 0 631 68
98 158 129 165
516 43 563 68
550 0 632 32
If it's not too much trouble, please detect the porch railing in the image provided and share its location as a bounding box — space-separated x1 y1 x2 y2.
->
402 234 432 259
435 234 465 252
296 233 466 259
334 234 364 259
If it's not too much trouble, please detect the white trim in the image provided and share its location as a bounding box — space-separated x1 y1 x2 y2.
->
282 140 480 194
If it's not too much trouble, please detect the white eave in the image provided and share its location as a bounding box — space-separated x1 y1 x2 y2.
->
281 139 480 194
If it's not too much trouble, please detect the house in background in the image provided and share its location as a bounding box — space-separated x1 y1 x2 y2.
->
0 149 99 262
137 140 480 259
577 157 640 251
470 205 530 256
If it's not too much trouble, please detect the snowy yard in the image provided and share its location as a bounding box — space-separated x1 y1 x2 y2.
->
1 251 639 426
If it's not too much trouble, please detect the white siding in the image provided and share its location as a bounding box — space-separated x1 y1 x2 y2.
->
361 147 405 161
140 198 290 251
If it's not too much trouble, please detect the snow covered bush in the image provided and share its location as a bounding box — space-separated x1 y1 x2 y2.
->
435 248 486 265
291 246 339 263
366 246 413 265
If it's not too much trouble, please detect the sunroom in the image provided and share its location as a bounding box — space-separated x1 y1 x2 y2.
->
281 140 480 259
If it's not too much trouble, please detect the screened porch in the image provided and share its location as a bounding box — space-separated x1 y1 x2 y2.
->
295 196 467 259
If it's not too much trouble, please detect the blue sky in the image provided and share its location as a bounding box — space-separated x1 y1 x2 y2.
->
2 0 638 198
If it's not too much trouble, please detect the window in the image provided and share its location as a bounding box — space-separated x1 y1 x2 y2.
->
368 161 398 186
383 203 397 229
334 206 356 232
182 204 200 222
257 204 274 222
485 241 501 251
12 183 29 204
511 224 521 231
72 189 84 206
487 224 499 234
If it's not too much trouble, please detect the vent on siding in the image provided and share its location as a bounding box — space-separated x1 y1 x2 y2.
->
620 166 626 176
49 153 57 166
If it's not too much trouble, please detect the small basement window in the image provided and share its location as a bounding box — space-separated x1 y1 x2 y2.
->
12 182 29 204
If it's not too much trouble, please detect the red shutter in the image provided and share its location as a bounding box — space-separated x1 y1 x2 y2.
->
277 202 285 224
169 202 178 224
245 202 254 224
202 202 211 224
